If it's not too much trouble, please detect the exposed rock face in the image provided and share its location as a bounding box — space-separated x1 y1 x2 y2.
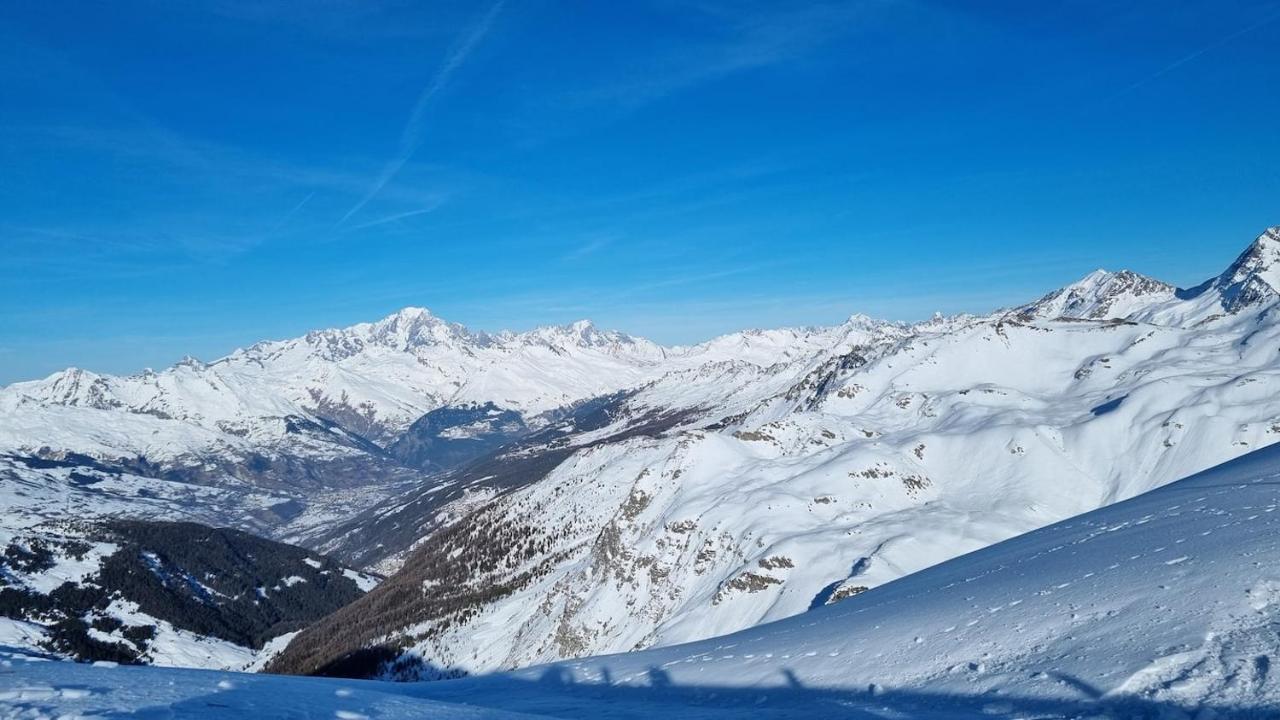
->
1201 225 1280 313
1020 269 1176 320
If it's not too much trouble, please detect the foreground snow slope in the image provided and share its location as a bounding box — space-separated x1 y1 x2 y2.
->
0 650 542 719
6 443 1278 719
406 440 1280 717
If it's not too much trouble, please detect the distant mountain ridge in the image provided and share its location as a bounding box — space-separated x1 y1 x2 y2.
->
1019 226 1280 324
5 226 1280 679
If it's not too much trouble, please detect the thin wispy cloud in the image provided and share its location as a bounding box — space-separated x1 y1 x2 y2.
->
6 0 1276 384
1112 6 1280 98
610 263 771 299
562 236 613 262
530 1 871 126
345 201 445 231
270 191 315 232
338 2 504 226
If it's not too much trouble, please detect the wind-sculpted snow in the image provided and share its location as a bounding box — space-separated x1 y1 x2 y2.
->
5 444 1279 718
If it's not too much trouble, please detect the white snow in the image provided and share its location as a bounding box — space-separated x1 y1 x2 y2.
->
10 538 116 594
365 289 1280 676
0 647 539 719
5 224 1280 698
342 568 381 593
4 443 1278 717
103 598 259 671
473 440 1280 715
0 619 48 652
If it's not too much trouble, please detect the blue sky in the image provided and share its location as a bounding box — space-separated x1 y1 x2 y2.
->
2 1 1279 384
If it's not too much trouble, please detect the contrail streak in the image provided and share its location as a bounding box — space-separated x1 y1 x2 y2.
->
339 2 504 225
1113 7 1280 98
346 202 444 231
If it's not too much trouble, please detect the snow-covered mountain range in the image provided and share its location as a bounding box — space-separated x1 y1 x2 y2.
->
5 226 1280 681
8 435 1279 718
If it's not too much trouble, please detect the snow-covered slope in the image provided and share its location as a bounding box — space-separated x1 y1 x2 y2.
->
273 226 1280 679
409 438 1280 718
7 226 1280 680
1018 268 1177 320
7 442 1280 718
0 652 540 719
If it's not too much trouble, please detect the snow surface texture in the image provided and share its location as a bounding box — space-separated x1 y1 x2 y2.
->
0 650 541 719
274 227 1280 677
4 443 1279 718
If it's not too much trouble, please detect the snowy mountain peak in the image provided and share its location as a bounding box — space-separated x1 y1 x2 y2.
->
369 306 484 348
1009 227 1280 326
16 366 108 405
841 313 891 330
390 305 434 321
516 319 668 359
527 319 605 344
1206 225 1280 313
1019 268 1175 321
293 307 486 359
301 309 663 358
